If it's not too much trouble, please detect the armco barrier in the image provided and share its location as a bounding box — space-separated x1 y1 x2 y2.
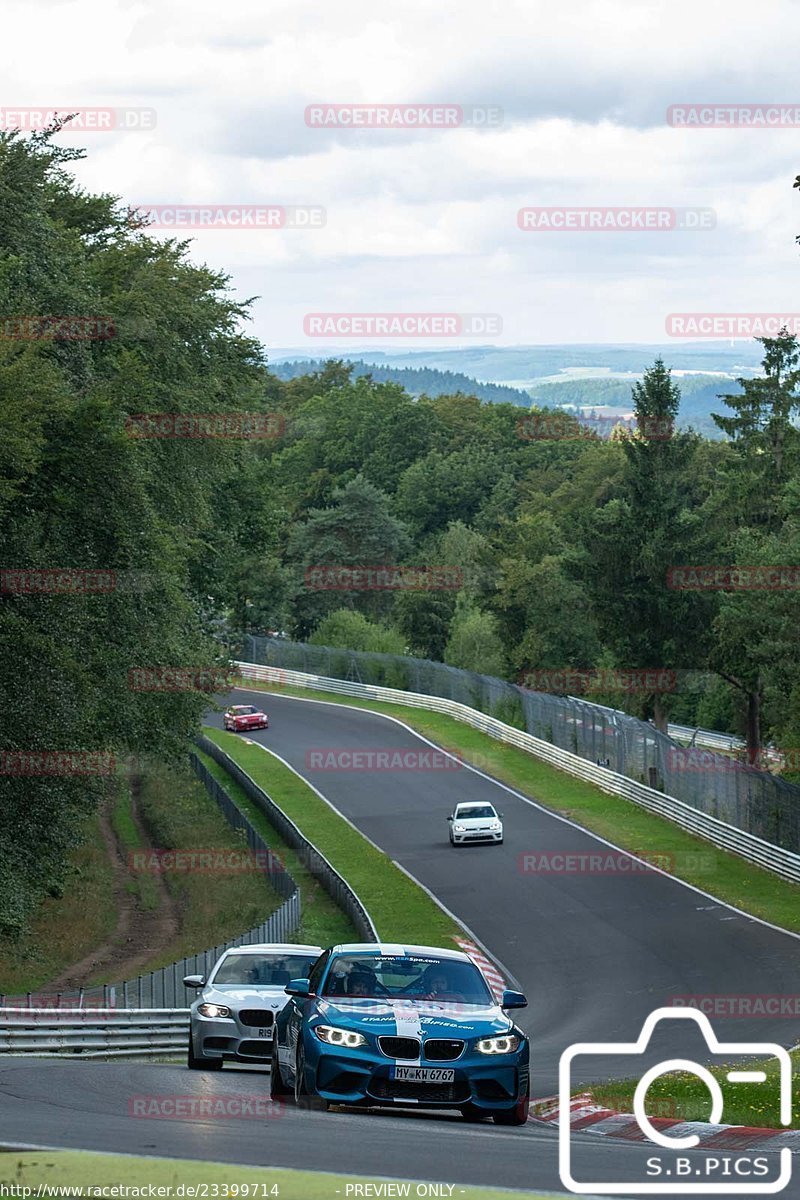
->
245 637 800 855
195 734 379 941
232 660 800 886
0 1008 188 1057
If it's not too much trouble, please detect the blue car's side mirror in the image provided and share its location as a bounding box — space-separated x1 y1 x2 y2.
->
285 977 312 998
501 989 527 1010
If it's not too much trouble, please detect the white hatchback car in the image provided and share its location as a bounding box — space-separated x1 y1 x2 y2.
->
447 801 504 846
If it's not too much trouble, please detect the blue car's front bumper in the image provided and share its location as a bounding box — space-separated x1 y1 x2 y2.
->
302 1037 529 1112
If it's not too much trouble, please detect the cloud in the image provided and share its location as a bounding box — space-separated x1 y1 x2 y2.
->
2 0 800 346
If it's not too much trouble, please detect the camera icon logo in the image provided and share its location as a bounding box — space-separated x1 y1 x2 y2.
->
558 1007 792 1194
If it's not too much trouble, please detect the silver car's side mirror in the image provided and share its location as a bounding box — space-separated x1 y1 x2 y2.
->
183 975 205 988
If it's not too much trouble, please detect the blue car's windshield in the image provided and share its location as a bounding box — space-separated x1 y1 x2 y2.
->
322 953 492 1003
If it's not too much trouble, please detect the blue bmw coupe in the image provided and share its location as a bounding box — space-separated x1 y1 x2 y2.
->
270 942 530 1124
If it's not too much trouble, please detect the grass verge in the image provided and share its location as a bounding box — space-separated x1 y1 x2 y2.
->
230 680 800 934
111 772 160 913
0 1150 561 1200
580 1048 800 1129
195 748 357 946
0 808 117 996
127 756 288 973
202 727 462 947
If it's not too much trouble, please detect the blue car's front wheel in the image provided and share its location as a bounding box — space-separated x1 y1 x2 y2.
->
294 1044 309 1104
492 1086 530 1126
270 1041 291 1098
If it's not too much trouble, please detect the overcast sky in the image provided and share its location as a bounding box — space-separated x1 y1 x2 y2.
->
6 0 800 354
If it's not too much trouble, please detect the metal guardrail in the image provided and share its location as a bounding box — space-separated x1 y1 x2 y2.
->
243 637 800 857
234 660 800 886
0 1008 188 1057
667 723 743 752
195 734 379 941
666 723 782 763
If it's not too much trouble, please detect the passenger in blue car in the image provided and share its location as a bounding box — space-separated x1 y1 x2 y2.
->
419 966 458 999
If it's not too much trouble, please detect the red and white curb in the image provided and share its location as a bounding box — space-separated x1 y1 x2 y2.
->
531 1092 800 1150
453 936 506 1003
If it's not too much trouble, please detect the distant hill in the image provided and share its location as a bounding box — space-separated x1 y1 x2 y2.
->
269 342 765 383
269 355 749 435
527 375 745 438
270 359 531 405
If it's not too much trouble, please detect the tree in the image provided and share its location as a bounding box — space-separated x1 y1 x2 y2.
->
581 360 713 731
309 609 405 654
287 475 410 634
444 597 507 677
0 127 265 935
712 331 800 529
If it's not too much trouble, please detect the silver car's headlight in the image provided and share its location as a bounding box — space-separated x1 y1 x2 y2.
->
454 824 466 832
314 1025 367 1048
476 1034 520 1054
197 1003 232 1018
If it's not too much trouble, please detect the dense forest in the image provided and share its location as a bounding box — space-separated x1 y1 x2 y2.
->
3 128 800 936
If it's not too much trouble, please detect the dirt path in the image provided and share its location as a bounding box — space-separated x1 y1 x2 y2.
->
44 771 180 992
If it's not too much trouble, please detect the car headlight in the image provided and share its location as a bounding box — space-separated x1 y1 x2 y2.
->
454 824 466 832
314 1025 367 1048
490 821 501 829
197 1003 232 1018
476 1034 520 1054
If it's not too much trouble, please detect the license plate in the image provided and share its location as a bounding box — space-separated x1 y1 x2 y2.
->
258 1028 270 1038
391 1066 455 1083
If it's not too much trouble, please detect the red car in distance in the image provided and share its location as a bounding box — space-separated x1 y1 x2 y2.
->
223 704 269 732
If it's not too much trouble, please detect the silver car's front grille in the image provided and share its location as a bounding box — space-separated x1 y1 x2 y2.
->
238 1009 275 1027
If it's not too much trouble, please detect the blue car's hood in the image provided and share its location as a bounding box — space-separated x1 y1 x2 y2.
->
314 996 514 1038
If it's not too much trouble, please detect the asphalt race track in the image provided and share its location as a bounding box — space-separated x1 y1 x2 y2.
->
2 688 799 1195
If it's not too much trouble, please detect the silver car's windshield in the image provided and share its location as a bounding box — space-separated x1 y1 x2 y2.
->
211 952 318 986
456 805 496 819
322 953 492 1003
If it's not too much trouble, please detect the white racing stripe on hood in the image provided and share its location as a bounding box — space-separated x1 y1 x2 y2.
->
390 1000 422 1065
